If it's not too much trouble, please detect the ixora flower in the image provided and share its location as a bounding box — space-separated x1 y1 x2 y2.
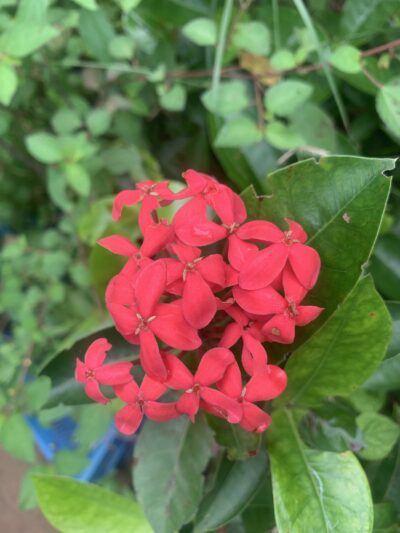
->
75 170 323 435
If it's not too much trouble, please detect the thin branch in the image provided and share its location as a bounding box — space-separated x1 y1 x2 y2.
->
211 0 234 98
361 67 384 89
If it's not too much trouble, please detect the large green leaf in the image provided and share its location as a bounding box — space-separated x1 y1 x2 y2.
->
277 276 391 407
194 450 267 532
33 475 152 533
241 477 275 533
370 234 400 300
242 156 394 333
134 416 213 533
356 413 400 461
268 409 373 533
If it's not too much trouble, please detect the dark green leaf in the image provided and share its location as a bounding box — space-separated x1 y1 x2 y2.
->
357 413 399 461
370 234 400 299
241 477 275 533
79 9 114 61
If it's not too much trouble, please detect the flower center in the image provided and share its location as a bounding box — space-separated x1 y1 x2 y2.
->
222 222 240 234
85 369 95 380
136 397 146 411
134 313 156 335
283 230 300 246
286 298 298 318
182 257 202 280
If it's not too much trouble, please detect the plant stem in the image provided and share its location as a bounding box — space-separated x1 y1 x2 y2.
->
211 0 234 100
272 0 281 49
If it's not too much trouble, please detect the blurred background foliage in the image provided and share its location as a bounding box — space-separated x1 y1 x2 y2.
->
0 0 400 528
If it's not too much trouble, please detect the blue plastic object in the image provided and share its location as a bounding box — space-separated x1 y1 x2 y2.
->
25 415 135 482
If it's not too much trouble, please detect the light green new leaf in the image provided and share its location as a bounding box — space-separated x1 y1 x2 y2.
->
108 35 135 59
268 409 373 533
0 414 35 463
270 49 296 70
72 0 98 9
194 451 267 532
202 80 250 117
134 416 214 533
182 18 217 46
265 80 313 116
376 78 400 137
51 108 81 135
357 412 400 461
215 116 262 148
159 84 187 112
290 102 337 152
330 45 362 74
265 121 304 149
0 64 18 105
232 22 270 56
33 475 152 533
277 276 392 407
26 132 63 164
24 376 51 411
86 108 112 136
65 163 91 197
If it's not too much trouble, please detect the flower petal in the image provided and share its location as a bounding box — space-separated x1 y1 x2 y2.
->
239 243 289 290
95 361 133 385
139 329 168 381
196 254 226 287
135 260 166 318
107 303 139 336
140 221 174 257
75 358 86 382
289 243 321 290
217 361 242 399
164 354 194 390
227 234 259 271
240 402 272 433
285 218 307 243
244 365 287 402
233 285 286 316
195 347 235 386
84 380 109 404
151 303 201 350
97 235 138 256
140 375 167 400
236 220 284 243
219 322 242 348
84 338 112 368
282 265 307 303
174 197 226 246
112 189 142 220
106 273 136 306
115 405 142 435
113 379 140 403
183 271 217 329
145 401 180 421
201 388 242 424
262 314 295 344
176 391 199 422
295 305 323 326
170 242 201 263
242 333 268 375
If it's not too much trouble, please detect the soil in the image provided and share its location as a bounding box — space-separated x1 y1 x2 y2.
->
0 448 56 532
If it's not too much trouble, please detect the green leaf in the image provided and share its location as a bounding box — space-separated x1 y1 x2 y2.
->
0 64 17 105
134 416 214 533
182 17 217 46
242 156 394 336
277 276 392 407
232 22 270 56
33 475 152 533
270 49 296 70
265 121 304 149
202 80 250 117
65 163 91 197
290 102 337 152
0 414 35 463
158 84 187 112
72 0 98 9
86 108 112 136
357 413 400 461
215 117 262 148
52 108 81 135
79 9 114 61
208 416 262 460
24 376 52 411
370 234 400 299
330 45 362 74
194 450 267 532
26 132 63 164
268 409 373 533
364 354 400 394
265 80 313 116
241 477 275 533
108 35 135 59
373 502 399 533
376 79 400 138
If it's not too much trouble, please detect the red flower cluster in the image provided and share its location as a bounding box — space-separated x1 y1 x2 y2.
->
75 170 322 435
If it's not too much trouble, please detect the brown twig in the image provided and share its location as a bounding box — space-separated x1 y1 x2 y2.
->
253 80 265 130
361 66 384 89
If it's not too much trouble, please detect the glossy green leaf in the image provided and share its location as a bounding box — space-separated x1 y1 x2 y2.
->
232 22 270 56
265 80 313 116
202 80 250 117
370 234 400 299
376 79 400 138
357 413 400 461
277 276 392 407
194 450 267 532
268 409 373 533
215 116 262 148
33 475 152 533
241 477 275 533
0 414 36 463
182 17 217 46
330 45 362 74
134 416 213 533
0 64 17 106
26 132 63 164
242 156 394 330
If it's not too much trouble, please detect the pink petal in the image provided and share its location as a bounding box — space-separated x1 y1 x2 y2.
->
106 274 136 306
242 333 268 375
145 401 180 421
140 375 167 400
174 197 226 246
179 169 210 197
244 365 288 402
207 188 246 225
163 258 185 287
217 361 242 399
75 358 86 383
285 218 307 243
226 305 249 326
151 303 201 350
183 271 217 329
115 405 142 435
201 387 242 424
112 189 142 220
140 221 174 257
197 254 226 287
262 314 295 344
138 195 160 234
164 354 194 390
97 235 138 256
84 338 112 368
135 260 166 318
240 402 272 433
282 265 307 303
195 347 235 386
289 243 321 290
139 329 168 381
176 391 200 421
295 305 323 326
219 322 242 348
227 234 259 271
84 380 109 404
107 303 139 336
233 286 286 316
171 242 201 263
95 361 133 385
237 220 284 243
113 379 140 403
239 244 289 290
